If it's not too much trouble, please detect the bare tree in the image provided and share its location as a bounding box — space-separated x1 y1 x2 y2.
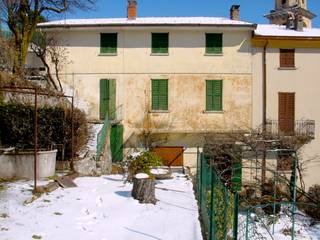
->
203 126 315 201
30 31 68 91
0 33 14 71
0 0 95 72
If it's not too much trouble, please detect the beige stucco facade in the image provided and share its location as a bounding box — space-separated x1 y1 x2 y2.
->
252 39 320 188
41 26 253 168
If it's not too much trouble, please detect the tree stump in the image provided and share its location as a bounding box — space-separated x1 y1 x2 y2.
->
132 173 156 204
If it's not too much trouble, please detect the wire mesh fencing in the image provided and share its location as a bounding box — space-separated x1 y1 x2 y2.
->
196 152 238 240
195 149 320 240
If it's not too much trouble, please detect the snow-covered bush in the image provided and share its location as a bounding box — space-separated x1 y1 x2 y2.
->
126 151 163 181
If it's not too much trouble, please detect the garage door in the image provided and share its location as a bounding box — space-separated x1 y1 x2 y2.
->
153 147 184 166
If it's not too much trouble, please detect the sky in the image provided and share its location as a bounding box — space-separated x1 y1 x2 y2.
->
60 0 320 27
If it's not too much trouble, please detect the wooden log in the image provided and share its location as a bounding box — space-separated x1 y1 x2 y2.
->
132 173 156 204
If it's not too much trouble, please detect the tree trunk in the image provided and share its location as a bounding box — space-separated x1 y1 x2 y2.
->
132 175 156 204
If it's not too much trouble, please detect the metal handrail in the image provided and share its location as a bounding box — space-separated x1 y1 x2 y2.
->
266 119 315 138
96 104 123 160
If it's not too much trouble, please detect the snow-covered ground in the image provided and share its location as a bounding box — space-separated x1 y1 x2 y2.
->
240 207 320 240
0 173 203 240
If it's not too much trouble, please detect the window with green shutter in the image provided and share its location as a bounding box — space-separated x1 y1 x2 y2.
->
100 33 117 54
206 33 223 54
152 79 168 110
152 33 169 54
206 80 223 111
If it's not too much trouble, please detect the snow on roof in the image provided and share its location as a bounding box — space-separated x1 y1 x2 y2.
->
255 24 320 38
38 17 254 28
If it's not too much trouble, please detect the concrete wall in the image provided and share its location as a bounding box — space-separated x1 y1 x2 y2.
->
252 46 320 188
0 150 57 179
47 26 253 167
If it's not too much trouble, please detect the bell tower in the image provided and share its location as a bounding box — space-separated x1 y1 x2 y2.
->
266 0 316 28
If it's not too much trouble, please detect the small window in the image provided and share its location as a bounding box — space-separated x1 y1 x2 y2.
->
100 33 117 54
152 33 169 54
206 33 223 54
206 80 223 111
151 79 168 110
280 49 295 68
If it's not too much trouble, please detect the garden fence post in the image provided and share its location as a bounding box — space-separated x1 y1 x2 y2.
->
209 165 215 240
233 192 239 240
291 152 298 240
245 210 249 240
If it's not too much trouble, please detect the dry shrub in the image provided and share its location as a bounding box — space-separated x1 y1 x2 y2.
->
305 184 320 221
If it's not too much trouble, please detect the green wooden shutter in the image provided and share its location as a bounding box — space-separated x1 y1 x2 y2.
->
206 33 222 54
206 80 222 111
158 80 168 110
109 79 116 120
152 80 159 110
152 79 168 110
206 80 214 111
100 33 117 54
152 33 169 54
110 124 123 162
100 79 109 119
100 79 116 119
212 80 222 111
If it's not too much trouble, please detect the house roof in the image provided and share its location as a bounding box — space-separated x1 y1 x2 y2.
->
37 17 255 28
255 24 320 38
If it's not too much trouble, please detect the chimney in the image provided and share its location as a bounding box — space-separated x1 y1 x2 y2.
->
230 5 240 21
127 0 137 20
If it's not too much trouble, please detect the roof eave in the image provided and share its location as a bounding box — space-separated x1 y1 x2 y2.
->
253 34 320 40
37 23 256 30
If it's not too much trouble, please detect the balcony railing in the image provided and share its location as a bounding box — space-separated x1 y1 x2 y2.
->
266 119 315 139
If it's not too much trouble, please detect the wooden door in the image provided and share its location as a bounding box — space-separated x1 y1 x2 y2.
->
278 92 295 135
110 124 123 162
153 147 184 166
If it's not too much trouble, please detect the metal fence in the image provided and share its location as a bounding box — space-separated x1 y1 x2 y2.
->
266 119 315 138
96 104 123 160
196 152 239 240
96 112 110 160
195 149 320 240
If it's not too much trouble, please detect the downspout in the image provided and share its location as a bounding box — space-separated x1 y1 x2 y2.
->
262 40 269 184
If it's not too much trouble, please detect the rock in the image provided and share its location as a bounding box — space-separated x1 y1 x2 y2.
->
74 154 97 176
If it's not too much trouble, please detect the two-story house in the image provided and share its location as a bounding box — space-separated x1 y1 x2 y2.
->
252 0 320 188
37 2 255 169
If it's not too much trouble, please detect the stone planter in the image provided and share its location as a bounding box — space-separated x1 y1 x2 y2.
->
0 149 57 179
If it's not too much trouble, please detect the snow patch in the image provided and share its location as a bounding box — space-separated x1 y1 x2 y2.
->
135 173 149 179
38 17 254 28
150 168 169 175
0 173 203 240
255 24 320 37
